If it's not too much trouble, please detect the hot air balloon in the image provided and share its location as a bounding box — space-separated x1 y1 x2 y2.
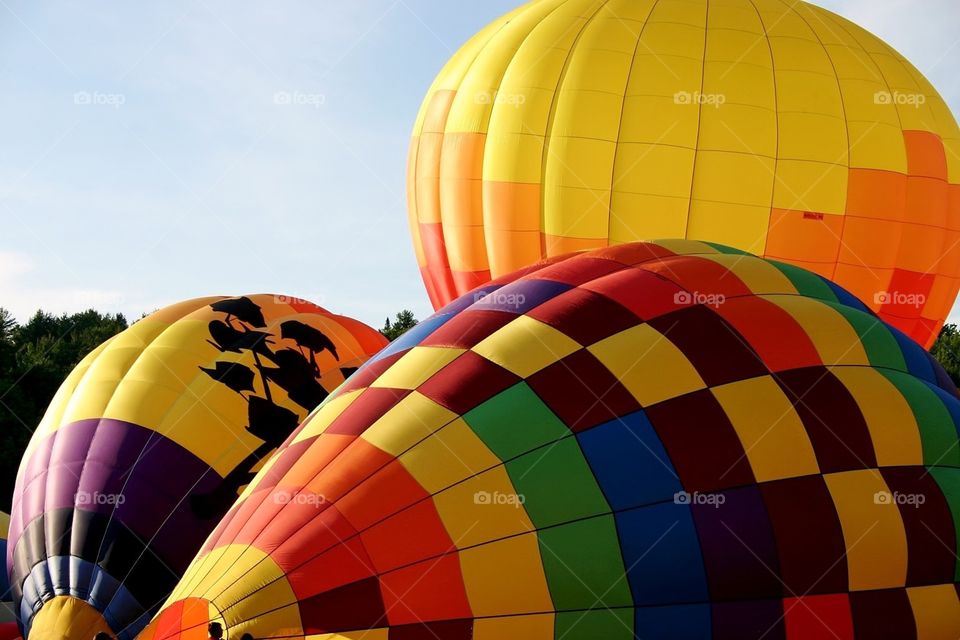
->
140 241 960 639
8 295 387 640
407 0 960 348
0 513 19 640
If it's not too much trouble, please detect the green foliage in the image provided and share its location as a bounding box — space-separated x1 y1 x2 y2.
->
381 309 418 341
931 323 960 386
0 308 127 510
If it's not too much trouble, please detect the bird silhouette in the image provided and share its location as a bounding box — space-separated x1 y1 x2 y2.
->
210 296 267 328
207 320 274 356
261 348 329 409
280 320 339 360
199 362 256 394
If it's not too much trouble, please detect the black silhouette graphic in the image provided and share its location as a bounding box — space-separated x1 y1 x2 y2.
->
198 362 256 394
280 320 339 361
210 296 267 327
191 297 339 518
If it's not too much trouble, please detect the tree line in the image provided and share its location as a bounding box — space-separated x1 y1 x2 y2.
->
2 306 959 512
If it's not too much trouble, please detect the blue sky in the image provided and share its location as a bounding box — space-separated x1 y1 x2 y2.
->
0 0 958 329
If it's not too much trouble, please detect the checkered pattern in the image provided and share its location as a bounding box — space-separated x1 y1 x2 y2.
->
142 241 960 640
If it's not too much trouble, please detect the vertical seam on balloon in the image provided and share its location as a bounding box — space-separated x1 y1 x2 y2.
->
478 0 578 282
778 1 856 286
191 248 776 613
896 55 953 137
428 8 527 305
165 337 904 633
99 441 233 636
190 261 699 627
537 0 615 257
800 4 909 292
172 16 542 625
744 0 780 262
15 337 123 620
30 315 183 633
158 258 900 632
407 134 433 304
604 0 663 246
114 305 352 626
847 16 956 333
444 0 565 289
89 298 328 632
80 299 237 625
679 0 712 240
23 427 62 629
11 366 83 625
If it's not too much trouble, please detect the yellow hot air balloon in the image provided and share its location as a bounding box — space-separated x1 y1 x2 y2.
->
407 0 960 348
8 295 387 640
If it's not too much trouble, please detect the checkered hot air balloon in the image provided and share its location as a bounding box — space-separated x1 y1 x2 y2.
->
140 241 960 639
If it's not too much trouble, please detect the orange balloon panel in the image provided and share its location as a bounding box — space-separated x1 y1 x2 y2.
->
406 0 960 348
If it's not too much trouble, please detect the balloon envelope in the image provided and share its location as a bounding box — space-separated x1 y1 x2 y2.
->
8 295 387 640
0 513 15 626
141 241 960 639
407 0 960 348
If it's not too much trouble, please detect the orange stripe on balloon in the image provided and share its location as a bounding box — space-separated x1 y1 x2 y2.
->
483 180 545 277
846 168 907 222
906 176 949 228
764 209 843 266
837 216 902 271
439 132 490 275
950 184 960 231
414 133 445 225
904 130 948 180
898 223 949 273
832 263 892 310
331 316 390 356
179 598 212 640
413 90 460 305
